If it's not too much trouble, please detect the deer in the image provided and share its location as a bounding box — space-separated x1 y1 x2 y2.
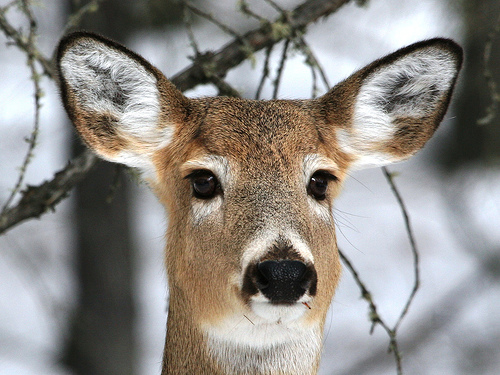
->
56 31 462 374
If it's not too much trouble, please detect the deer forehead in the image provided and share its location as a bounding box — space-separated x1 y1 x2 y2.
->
171 97 340 181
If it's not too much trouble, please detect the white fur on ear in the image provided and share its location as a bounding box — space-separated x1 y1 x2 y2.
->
59 36 173 176
338 43 460 168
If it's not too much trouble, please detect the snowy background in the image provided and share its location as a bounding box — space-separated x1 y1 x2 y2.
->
1 0 499 374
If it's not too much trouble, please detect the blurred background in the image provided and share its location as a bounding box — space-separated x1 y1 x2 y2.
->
0 0 499 374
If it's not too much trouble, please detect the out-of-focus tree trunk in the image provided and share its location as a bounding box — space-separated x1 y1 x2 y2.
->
63 152 136 375
440 0 500 169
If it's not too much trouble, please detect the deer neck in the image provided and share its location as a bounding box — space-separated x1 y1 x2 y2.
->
162 295 219 374
162 290 324 375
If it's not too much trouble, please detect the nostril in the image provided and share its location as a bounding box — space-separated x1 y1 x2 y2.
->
255 260 310 304
255 264 270 290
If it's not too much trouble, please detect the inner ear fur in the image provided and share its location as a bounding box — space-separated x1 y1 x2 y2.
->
57 31 189 171
318 38 463 169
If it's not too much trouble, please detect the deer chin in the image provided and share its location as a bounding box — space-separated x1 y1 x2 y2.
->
203 307 316 351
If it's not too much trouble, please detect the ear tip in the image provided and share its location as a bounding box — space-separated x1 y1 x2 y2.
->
60 31 139 63
57 31 107 58
419 37 464 67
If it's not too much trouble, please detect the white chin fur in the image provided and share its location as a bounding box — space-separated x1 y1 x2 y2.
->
251 300 308 324
203 300 313 348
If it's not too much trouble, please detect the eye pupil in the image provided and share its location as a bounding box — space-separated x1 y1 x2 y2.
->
190 172 219 199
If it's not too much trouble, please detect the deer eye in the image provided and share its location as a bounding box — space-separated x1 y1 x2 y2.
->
308 171 337 201
186 170 221 200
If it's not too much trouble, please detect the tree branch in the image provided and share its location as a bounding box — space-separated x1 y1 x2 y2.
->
0 150 97 234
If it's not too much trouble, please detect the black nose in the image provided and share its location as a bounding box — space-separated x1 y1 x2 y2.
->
254 260 315 304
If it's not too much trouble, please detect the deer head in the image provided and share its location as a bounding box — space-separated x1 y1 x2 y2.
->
57 32 462 374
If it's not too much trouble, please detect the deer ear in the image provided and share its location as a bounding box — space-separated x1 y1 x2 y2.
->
57 32 189 179
320 38 463 169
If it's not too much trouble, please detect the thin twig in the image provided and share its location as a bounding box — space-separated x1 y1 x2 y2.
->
339 248 403 374
382 166 420 332
339 166 422 375
255 45 273 99
182 2 201 57
338 250 387 332
264 0 285 14
239 0 268 23
296 36 331 92
172 0 352 92
237 1 282 100
272 38 290 99
0 0 19 13
310 59 319 98
183 1 242 41
254 0 331 99
181 1 245 97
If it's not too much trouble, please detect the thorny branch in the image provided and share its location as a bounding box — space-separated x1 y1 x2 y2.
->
1 0 42 215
